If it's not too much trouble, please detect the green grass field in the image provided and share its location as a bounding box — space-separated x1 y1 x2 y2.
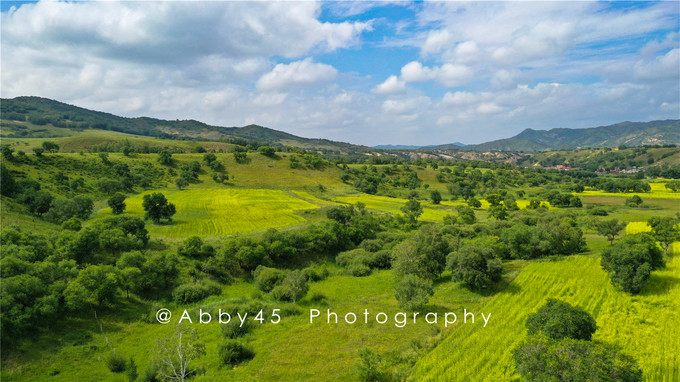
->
95 188 321 239
411 250 680 381
576 182 680 199
333 194 454 221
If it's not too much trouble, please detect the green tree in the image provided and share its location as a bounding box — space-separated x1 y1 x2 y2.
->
258 146 276 157
32 147 44 157
63 265 119 310
108 193 126 214
42 141 60 152
489 205 508 220
61 217 82 231
456 205 476 224
665 180 680 192
513 337 642 382
393 225 449 280
596 219 626 245
429 190 442 204
175 177 189 190
601 233 665 294
0 163 15 196
326 205 355 225
485 194 502 206
117 266 143 298
394 275 433 311
447 238 503 290
648 216 680 256
625 195 643 207
569 195 583 208
400 199 423 226
142 193 176 224
466 197 482 208
158 149 173 165
177 236 215 259
233 151 247 163
202 153 217 165
2 145 14 161
526 299 597 341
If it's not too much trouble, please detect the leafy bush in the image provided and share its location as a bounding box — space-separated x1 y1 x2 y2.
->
172 280 222 304
348 263 372 277
302 265 329 282
221 319 253 339
178 236 215 258
217 340 254 365
589 207 608 216
253 265 286 292
106 352 127 373
140 363 160 382
394 275 433 311
336 248 372 267
367 250 392 269
61 217 82 231
270 270 309 302
356 348 388 382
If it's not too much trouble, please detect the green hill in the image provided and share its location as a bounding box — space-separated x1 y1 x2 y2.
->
1 96 371 154
436 120 680 152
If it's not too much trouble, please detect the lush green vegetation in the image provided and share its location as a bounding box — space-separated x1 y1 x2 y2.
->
1 128 679 382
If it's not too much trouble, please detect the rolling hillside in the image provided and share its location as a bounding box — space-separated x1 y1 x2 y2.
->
1 96 372 154
435 120 680 152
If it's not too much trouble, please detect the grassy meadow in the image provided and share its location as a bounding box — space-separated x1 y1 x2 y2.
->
97 188 321 239
411 252 680 382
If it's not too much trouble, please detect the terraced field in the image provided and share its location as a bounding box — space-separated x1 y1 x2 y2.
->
97 188 320 238
412 250 680 381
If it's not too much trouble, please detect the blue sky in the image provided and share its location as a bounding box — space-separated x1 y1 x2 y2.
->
1 1 678 145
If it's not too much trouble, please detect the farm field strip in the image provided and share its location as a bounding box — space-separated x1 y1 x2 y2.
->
332 195 453 221
576 183 680 199
289 190 340 205
412 252 680 381
97 188 320 238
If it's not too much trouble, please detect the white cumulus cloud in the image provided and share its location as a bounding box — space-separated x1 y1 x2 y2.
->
256 59 338 91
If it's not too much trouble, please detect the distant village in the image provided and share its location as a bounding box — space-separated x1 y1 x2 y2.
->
539 164 642 174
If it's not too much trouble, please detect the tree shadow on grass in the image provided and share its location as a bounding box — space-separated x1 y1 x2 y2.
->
640 273 680 296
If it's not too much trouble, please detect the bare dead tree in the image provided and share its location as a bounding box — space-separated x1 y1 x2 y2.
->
155 325 206 382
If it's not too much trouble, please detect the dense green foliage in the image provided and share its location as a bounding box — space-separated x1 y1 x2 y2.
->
513 337 643 382
525 299 597 341
142 193 176 223
601 234 665 294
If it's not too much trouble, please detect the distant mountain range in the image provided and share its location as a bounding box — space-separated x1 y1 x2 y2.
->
2 97 678 153
1 96 371 154
372 143 465 150
434 120 680 151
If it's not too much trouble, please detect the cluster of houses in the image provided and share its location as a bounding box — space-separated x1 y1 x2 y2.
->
539 164 643 174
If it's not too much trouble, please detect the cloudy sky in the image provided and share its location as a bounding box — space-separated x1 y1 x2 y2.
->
1 1 678 146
